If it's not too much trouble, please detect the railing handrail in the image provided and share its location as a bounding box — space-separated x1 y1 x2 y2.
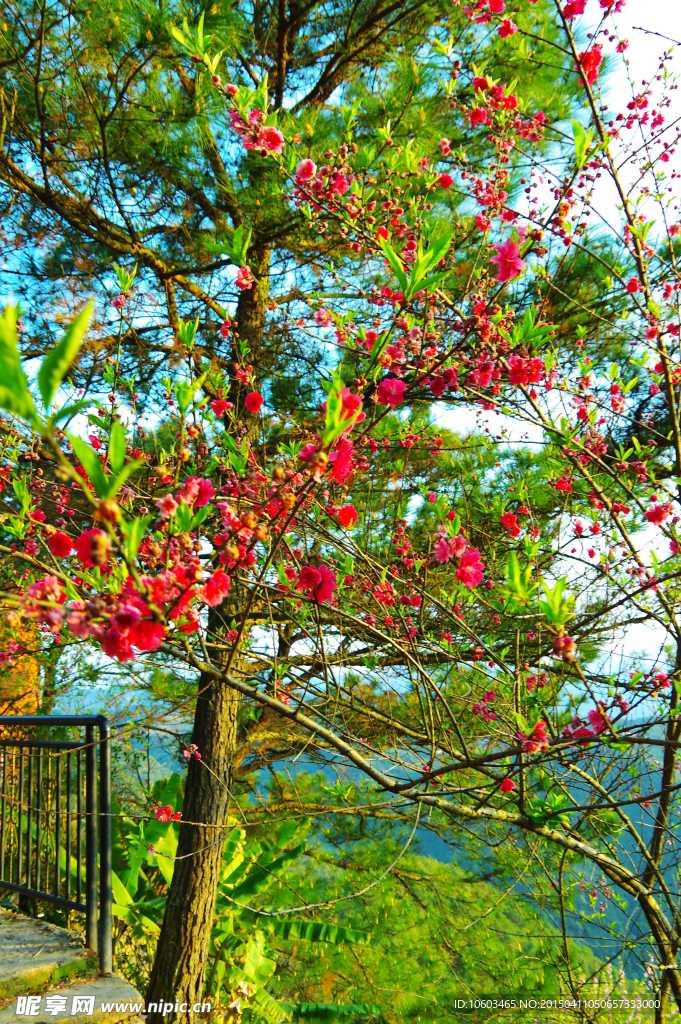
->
0 715 112 975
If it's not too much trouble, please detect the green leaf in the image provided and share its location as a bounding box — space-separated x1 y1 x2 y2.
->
121 514 154 560
109 457 145 497
376 236 409 292
38 301 93 412
176 374 207 416
69 434 109 498
0 305 37 422
108 420 126 474
269 919 371 946
176 500 192 532
571 119 593 170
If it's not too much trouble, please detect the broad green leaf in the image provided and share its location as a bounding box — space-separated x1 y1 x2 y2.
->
38 300 93 412
0 305 37 422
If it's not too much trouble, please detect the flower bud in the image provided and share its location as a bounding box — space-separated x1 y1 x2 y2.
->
94 498 122 524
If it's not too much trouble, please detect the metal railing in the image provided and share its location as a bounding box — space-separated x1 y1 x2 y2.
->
0 715 112 974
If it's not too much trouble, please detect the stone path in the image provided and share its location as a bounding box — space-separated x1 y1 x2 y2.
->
0 910 143 1024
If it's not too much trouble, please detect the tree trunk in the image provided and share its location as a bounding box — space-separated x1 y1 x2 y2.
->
145 241 271 1021
145 666 240 1023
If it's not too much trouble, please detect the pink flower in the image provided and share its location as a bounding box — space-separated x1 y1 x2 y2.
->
497 18 518 37
489 0 505 10
156 494 178 519
211 399 229 418
244 392 264 414
336 505 358 528
434 536 454 564
248 125 285 154
154 804 182 823
490 239 526 283
235 265 255 290
577 47 603 86
499 778 516 793
199 568 232 607
328 438 356 483
315 308 333 327
439 173 453 189
48 531 73 558
377 378 407 408
101 628 134 663
439 138 451 155
178 476 215 508
111 294 126 309
88 434 102 450
472 76 490 93
587 708 610 734
456 548 484 589
295 158 317 181
376 225 389 241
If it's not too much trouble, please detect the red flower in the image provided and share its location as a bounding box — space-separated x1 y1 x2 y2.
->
244 392 264 414
490 239 526 283
497 18 518 37
312 564 337 604
469 107 488 128
199 568 232 607
577 47 603 86
438 173 453 189
74 529 110 569
296 565 322 591
48 531 73 558
377 378 407 408
472 76 490 93
644 503 669 526
131 620 166 652
563 0 586 16
336 505 358 529
500 512 521 537
211 399 229 418
500 778 516 793
520 721 549 754
376 225 389 241
625 279 640 294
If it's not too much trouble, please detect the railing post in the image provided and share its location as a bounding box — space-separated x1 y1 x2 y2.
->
84 723 98 956
97 717 112 975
